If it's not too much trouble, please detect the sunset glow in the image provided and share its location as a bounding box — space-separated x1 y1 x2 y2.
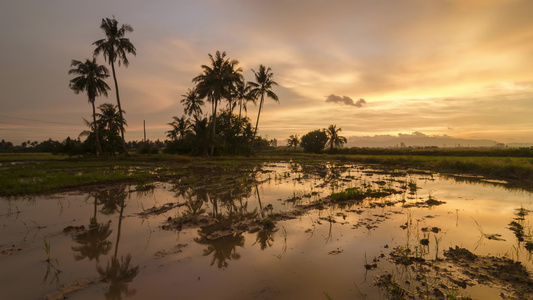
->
1 0 533 145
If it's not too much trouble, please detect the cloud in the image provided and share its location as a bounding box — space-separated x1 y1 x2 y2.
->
325 94 366 107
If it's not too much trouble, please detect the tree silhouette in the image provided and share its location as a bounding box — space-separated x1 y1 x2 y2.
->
287 134 300 148
249 65 279 155
325 124 347 151
181 87 204 118
234 79 255 120
93 17 136 156
166 116 191 141
68 58 110 155
300 129 328 153
97 103 127 133
193 51 242 157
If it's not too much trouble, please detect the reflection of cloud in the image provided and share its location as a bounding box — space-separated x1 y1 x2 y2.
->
325 94 366 107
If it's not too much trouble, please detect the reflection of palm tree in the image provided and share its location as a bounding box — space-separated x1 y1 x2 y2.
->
72 218 112 262
184 199 205 216
97 190 139 300
254 227 278 250
68 58 110 156
97 187 128 215
71 193 113 262
97 254 139 300
93 17 136 156
249 65 279 155
194 230 245 269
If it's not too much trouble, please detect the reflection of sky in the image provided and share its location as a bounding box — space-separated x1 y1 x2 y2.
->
2 1 533 144
2 162 533 298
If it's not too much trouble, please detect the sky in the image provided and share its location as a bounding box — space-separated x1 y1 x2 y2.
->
1 0 533 145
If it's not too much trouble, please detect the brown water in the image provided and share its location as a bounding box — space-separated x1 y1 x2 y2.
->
1 162 532 299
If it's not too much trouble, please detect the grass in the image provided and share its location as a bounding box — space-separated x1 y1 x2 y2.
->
2 150 533 196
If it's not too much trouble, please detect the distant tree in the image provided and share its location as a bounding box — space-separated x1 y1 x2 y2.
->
325 124 347 151
249 65 279 155
181 87 204 118
234 79 255 120
93 17 136 156
68 58 111 155
287 134 300 148
300 129 328 154
166 116 191 141
80 103 125 155
97 103 126 133
193 51 242 157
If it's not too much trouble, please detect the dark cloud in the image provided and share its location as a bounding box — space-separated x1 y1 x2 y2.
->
325 94 366 107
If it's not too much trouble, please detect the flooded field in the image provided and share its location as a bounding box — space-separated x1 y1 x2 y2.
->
2 162 533 299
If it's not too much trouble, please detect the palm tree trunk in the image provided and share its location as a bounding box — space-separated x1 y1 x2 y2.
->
210 97 218 157
91 100 103 155
110 59 129 156
238 98 243 120
249 93 264 156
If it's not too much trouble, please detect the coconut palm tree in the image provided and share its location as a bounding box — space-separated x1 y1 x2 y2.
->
166 116 191 141
181 87 204 118
68 58 110 156
93 17 136 156
287 134 300 148
249 65 279 155
97 103 126 133
325 124 347 151
234 79 255 120
193 51 242 157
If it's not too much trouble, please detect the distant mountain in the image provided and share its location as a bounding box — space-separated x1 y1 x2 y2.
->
345 132 508 148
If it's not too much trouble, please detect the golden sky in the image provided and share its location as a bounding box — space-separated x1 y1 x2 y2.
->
1 0 533 145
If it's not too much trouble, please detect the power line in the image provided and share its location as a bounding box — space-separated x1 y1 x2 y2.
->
0 127 82 135
0 114 84 127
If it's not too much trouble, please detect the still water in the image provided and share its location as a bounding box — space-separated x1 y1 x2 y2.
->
1 162 532 299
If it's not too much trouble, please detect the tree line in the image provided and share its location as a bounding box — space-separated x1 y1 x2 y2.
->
67 17 282 157
5 17 349 156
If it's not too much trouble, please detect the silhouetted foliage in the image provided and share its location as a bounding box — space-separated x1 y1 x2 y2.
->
56 137 83 157
325 124 347 151
193 51 243 157
249 64 279 155
68 58 111 155
164 111 256 156
300 129 328 153
287 134 300 148
80 103 126 155
93 17 136 155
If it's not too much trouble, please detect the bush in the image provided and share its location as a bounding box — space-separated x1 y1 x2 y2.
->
300 129 328 153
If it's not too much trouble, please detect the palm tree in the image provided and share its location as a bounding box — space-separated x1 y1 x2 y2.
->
97 103 126 133
325 124 347 151
166 116 191 140
181 87 204 118
249 65 279 155
193 51 242 157
234 79 255 120
68 58 110 156
93 17 136 156
287 134 299 148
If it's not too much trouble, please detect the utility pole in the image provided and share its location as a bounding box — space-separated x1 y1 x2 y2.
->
143 120 146 143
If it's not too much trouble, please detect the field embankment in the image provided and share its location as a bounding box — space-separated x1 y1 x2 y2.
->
2 150 533 196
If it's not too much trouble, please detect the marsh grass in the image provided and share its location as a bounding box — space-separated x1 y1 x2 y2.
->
3 151 533 196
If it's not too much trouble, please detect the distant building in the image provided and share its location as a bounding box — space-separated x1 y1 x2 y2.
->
270 138 278 147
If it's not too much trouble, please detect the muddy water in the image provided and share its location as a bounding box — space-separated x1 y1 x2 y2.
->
1 162 533 299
